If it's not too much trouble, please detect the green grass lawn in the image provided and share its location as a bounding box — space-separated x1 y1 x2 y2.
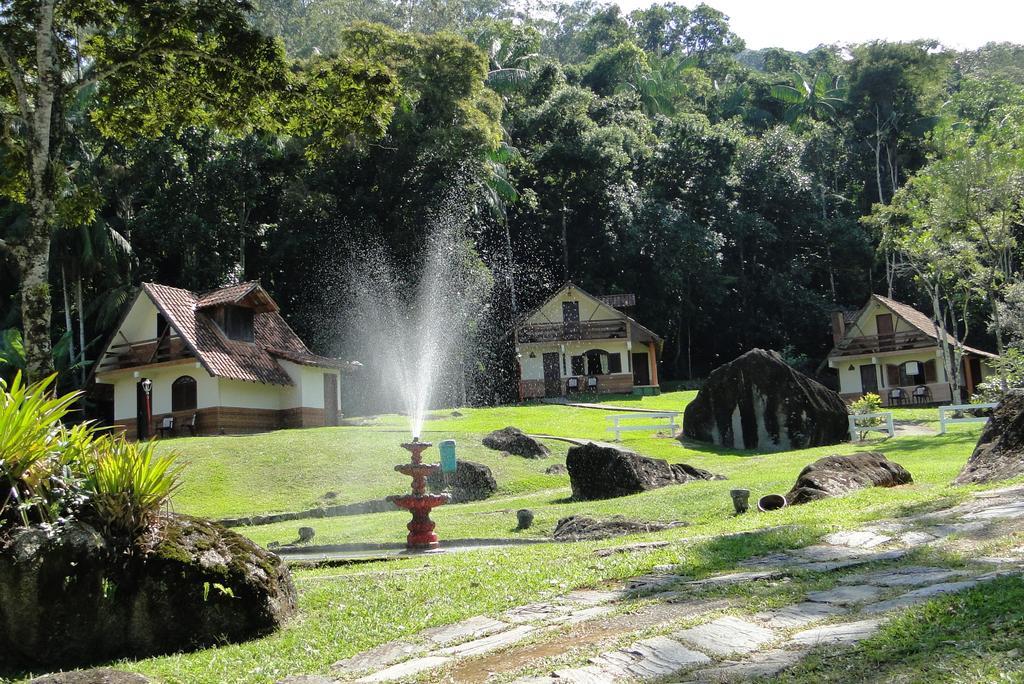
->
12 391 1006 684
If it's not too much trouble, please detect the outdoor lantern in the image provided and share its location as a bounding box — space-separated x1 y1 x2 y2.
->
141 378 153 395
529 351 536 358
848 365 855 371
439 439 458 474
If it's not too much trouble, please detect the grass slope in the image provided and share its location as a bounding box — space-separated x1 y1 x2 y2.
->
14 392 1003 683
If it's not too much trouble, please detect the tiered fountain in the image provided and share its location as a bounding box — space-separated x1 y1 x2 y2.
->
387 438 450 551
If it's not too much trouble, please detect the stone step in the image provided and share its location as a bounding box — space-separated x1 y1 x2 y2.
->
672 616 776 657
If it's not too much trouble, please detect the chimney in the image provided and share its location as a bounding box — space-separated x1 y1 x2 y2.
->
831 311 846 345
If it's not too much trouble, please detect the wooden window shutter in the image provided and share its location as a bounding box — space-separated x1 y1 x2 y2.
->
924 360 937 383
885 364 900 386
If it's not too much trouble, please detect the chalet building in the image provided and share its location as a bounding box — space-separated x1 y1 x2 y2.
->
514 283 662 399
826 294 996 406
94 282 351 439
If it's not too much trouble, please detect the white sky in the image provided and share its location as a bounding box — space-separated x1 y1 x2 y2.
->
613 0 1024 52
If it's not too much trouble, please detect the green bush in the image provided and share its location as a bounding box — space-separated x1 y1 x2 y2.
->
0 373 181 545
81 437 182 541
849 392 883 440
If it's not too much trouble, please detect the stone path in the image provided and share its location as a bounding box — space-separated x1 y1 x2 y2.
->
285 484 1024 684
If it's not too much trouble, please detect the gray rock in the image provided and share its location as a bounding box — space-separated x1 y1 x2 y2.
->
672 616 776 656
298 526 315 542
517 508 535 529
437 625 535 657
354 656 451 682
0 515 297 668
790 618 883 646
552 515 686 541
420 616 509 646
426 460 497 503
805 584 885 606
545 463 568 475
688 649 805 682
566 442 723 500
753 601 846 629
482 427 549 458
955 391 1023 484
681 348 849 451
331 641 422 673
786 452 913 505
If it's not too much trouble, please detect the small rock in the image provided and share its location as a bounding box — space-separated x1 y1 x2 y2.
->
426 461 497 503
545 463 568 475
29 671 151 684
451 410 463 417
517 509 535 530
552 515 686 541
298 526 315 543
482 427 550 458
566 442 723 500
787 452 913 505
268 541 280 550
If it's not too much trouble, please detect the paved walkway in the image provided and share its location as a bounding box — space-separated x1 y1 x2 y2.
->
540 398 677 414
281 484 1024 684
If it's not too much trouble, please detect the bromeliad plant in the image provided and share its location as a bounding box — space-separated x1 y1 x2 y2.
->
0 373 181 546
81 437 183 542
0 373 83 526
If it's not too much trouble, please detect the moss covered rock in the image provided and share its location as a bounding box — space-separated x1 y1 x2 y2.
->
0 514 296 668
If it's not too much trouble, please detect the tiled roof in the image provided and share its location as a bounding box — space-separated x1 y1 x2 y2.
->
196 281 278 312
873 294 997 359
142 282 342 386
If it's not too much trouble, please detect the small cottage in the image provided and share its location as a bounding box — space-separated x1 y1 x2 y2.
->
514 283 662 398
826 294 997 406
94 282 352 439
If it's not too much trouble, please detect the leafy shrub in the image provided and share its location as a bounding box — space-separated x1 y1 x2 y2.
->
849 393 883 440
972 347 1024 403
0 373 83 526
81 437 182 542
0 373 181 545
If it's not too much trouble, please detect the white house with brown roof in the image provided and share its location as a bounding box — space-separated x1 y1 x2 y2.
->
94 282 351 439
826 294 997 406
514 283 662 399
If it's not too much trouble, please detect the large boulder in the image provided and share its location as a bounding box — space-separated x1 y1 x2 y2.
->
955 391 1024 485
682 348 849 451
427 460 498 503
786 452 913 504
482 426 549 458
566 442 723 500
0 514 297 668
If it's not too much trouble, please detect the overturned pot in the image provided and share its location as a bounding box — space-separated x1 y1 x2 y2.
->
730 489 751 514
757 493 787 512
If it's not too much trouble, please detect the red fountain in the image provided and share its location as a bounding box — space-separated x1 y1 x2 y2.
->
387 438 450 551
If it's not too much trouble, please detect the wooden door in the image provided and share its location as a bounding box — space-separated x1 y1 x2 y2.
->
859 364 879 393
562 301 580 339
876 314 894 350
136 379 150 440
632 352 650 386
324 373 339 426
542 352 562 397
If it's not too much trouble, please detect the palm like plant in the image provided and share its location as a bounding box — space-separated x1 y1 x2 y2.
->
628 54 699 117
770 72 848 124
473 25 541 94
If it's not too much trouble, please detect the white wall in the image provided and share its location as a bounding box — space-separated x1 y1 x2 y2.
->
277 360 338 409
108 363 216 421
518 340 632 380
836 350 946 394
219 378 285 410
525 286 622 326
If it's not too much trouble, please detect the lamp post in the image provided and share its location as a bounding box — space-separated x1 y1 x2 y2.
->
141 378 153 440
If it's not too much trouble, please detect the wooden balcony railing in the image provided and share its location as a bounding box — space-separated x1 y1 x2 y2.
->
831 330 933 357
518 319 628 343
96 336 193 373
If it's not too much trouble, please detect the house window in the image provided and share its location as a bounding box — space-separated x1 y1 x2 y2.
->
584 349 612 375
171 376 197 412
571 355 585 375
608 353 622 373
899 360 933 386
223 306 255 342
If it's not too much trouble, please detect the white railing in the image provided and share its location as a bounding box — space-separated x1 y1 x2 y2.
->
938 403 997 435
848 412 895 441
606 412 680 441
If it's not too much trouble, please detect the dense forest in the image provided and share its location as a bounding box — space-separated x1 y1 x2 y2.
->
2 0 1024 408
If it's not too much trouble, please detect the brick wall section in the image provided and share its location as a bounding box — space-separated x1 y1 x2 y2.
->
114 405 330 440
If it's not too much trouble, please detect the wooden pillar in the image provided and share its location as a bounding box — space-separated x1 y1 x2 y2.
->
963 355 975 396
647 341 659 387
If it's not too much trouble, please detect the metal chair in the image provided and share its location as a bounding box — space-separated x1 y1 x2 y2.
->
586 376 599 391
566 377 580 394
888 388 906 406
912 385 931 404
157 416 175 438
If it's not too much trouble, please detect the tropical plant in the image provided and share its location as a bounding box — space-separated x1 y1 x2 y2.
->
770 72 848 124
0 373 82 526
850 392 883 440
80 437 182 543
